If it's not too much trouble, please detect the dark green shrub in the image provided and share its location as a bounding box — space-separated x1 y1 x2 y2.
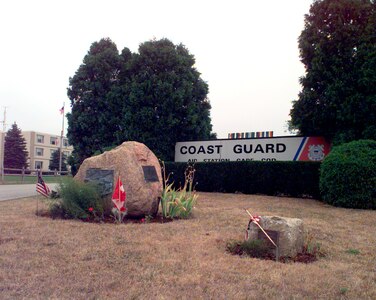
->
55 178 104 219
320 140 376 209
165 161 321 198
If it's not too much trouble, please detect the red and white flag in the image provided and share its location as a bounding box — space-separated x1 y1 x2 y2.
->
36 170 50 198
59 106 64 114
112 176 126 211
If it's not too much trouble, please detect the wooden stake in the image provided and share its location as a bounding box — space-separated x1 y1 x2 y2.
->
244 209 277 248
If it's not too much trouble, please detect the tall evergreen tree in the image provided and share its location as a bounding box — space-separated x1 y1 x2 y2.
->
49 149 68 171
290 0 376 143
4 123 29 169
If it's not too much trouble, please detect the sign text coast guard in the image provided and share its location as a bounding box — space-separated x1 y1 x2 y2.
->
175 136 330 163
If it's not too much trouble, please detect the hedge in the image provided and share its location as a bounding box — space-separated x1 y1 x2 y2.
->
164 161 321 199
320 140 376 209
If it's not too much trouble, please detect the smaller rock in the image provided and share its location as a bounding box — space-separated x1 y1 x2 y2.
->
246 216 304 258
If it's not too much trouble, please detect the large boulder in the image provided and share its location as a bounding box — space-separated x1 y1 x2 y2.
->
75 142 162 217
246 216 304 258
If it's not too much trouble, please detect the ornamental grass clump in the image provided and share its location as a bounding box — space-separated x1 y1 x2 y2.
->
48 178 104 220
160 162 198 219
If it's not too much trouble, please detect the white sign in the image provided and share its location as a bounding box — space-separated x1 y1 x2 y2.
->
175 136 331 162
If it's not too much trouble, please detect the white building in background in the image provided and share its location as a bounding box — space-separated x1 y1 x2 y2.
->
23 131 74 171
0 131 73 172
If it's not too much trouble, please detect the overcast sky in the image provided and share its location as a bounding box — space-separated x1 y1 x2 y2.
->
0 0 313 139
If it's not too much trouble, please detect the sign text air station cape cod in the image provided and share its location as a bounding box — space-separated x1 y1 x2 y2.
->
175 136 331 163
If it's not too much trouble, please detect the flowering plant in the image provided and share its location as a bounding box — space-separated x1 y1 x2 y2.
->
87 206 102 222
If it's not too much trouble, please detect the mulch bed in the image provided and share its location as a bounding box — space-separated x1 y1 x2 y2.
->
37 211 173 224
227 243 318 264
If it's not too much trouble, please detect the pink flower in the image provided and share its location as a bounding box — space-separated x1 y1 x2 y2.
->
141 218 145 223
88 207 94 212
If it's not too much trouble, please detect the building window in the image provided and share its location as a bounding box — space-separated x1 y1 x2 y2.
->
35 147 44 156
50 149 56 156
63 139 69 147
50 137 58 145
36 134 44 143
35 161 43 169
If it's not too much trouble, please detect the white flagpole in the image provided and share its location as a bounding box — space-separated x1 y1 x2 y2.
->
1 107 7 183
59 103 65 174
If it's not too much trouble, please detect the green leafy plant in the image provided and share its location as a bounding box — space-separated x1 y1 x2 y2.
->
340 287 349 295
346 249 360 255
160 162 198 219
48 178 104 220
320 140 376 209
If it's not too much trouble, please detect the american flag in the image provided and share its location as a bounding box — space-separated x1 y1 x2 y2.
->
36 171 50 198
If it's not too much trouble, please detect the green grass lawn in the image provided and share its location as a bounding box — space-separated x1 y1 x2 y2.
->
1 175 70 184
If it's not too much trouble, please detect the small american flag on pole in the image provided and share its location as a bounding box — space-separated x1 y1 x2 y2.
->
36 170 50 198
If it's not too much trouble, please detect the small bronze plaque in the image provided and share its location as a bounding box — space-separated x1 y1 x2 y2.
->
85 168 114 196
257 229 279 248
142 166 159 182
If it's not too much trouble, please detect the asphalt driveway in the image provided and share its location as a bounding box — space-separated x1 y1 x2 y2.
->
0 183 58 201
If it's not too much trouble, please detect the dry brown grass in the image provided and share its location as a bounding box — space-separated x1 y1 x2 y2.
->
1 193 376 299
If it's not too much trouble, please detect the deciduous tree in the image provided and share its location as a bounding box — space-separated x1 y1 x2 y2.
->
67 38 213 166
67 38 124 164
290 0 376 143
120 39 212 160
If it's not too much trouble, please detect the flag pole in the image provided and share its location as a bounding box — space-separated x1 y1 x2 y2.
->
59 103 65 174
36 169 39 217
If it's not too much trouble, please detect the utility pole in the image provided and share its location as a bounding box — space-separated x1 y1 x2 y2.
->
0 107 8 182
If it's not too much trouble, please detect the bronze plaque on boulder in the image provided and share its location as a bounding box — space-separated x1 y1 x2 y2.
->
85 168 114 196
258 229 279 248
142 166 159 182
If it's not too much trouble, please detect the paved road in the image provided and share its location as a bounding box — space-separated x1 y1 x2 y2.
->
0 183 58 201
